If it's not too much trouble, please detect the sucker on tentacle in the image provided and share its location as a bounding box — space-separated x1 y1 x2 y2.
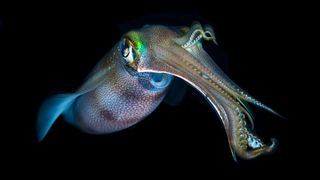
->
181 24 217 49
178 23 280 120
176 24 256 127
37 21 281 161
172 22 279 159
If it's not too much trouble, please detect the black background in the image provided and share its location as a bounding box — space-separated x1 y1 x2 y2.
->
2 1 313 177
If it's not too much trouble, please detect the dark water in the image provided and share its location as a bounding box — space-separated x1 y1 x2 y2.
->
2 1 311 177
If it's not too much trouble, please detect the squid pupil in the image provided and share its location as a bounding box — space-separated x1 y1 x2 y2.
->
121 41 130 58
131 46 136 60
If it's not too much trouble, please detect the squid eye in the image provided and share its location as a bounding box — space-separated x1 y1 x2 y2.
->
121 39 137 65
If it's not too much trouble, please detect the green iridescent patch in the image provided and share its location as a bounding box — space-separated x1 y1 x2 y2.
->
127 31 146 55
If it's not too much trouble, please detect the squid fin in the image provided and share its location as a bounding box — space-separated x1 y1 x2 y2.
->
37 94 78 142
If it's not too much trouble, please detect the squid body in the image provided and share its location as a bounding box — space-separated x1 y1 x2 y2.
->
38 22 279 160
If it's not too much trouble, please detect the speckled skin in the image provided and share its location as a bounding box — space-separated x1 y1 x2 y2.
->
121 24 279 160
39 22 279 161
67 46 169 134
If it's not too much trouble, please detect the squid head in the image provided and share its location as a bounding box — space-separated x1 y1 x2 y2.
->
38 22 279 160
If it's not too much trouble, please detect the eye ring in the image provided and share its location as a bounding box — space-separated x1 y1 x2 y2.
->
121 39 137 65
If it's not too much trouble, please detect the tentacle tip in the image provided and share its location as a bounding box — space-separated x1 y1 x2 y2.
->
265 138 278 154
277 113 288 120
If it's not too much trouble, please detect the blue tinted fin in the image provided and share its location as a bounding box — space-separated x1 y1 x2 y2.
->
37 94 78 142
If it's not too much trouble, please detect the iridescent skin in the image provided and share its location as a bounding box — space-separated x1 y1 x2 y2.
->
38 22 279 160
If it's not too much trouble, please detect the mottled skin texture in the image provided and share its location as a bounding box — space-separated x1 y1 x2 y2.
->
38 22 279 161
66 46 169 134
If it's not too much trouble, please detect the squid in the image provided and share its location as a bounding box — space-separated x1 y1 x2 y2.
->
38 22 280 160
